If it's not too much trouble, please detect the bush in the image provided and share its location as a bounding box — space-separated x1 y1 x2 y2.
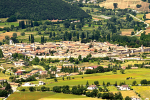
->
29 87 35 92
21 32 25 36
21 88 25 91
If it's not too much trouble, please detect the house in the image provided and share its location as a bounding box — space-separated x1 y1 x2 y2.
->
70 72 79 76
9 82 20 86
39 81 46 85
15 71 23 76
0 87 5 90
14 59 25 67
131 67 138 69
87 85 98 90
55 72 69 77
0 79 7 82
118 85 130 90
40 71 47 75
22 82 36 87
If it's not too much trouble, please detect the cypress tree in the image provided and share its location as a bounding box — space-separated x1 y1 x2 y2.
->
0 49 3 58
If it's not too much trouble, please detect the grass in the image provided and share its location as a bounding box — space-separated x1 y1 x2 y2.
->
0 22 19 27
132 86 150 99
7 92 87 100
112 90 138 98
32 65 45 71
26 68 150 88
0 73 9 80
107 86 118 92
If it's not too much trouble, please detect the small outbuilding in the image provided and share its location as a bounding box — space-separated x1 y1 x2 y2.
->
87 85 98 90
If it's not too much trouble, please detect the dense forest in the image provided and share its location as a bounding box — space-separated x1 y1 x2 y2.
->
0 0 90 21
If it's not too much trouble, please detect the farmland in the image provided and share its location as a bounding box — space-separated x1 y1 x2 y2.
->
7 92 89 100
24 68 150 87
99 0 150 11
132 86 150 99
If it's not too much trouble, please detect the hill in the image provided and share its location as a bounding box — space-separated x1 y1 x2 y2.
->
99 0 150 11
0 0 90 21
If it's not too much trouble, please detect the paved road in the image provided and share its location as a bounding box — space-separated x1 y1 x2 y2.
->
129 14 149 36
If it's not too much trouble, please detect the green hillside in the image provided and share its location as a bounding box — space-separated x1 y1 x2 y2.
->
0 0 90 20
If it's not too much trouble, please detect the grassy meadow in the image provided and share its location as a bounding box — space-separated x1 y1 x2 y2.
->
24 68 150 88
7 92 88 100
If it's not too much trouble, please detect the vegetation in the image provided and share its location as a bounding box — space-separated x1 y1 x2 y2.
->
0 0 90 20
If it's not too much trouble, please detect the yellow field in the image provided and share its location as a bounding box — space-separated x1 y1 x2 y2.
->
132 86 150 99
39 98 101 100
112 91 138 98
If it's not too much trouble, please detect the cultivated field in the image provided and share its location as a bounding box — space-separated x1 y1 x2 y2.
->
0 32 20 41
7 92 89 100
121 29 133 36
112 90 138 98
132 86 150 99
99 0 150 11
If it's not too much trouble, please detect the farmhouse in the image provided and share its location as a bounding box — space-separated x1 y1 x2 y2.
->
118 85 130 90
0 79 7 82
39 81 46 85
22 82 36 87
15 71 23 76
87 85 98 90
14 59 25 67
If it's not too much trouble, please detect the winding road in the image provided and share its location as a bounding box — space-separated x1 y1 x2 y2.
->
129 14 149 36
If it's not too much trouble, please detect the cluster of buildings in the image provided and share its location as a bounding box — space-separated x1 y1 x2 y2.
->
15 69 47 80
1 41 150 60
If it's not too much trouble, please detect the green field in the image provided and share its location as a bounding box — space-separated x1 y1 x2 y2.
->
7 92 87 100
25 68 150 88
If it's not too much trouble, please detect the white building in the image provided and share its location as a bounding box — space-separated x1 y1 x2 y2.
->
39 81 46 85
22 82 36 87
87 85 98 90
118 85 130 90
14 59 25 67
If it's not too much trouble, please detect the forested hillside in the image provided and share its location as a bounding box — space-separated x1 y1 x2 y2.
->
0 0 90 20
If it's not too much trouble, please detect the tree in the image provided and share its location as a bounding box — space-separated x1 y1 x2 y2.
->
13 33 17 38
94 81 99 86
143 14 146 21
29 87 35 92
103 81 105 86
78 55 82 61
86 81 89 87
63 21 70 28
136 4 142 8
97 93 102 98
19 21 25 29
7 15 17 22
132 81 137 86
98 87 103 92
125 96 131 100
0 49 4 58
31 34 34 43
41 86 46 91
131 31 134 35
34 21 39 26
120 69 125 74
113 3 118 9
141 79 147 85
21 32 25 36
54 78 57 82
112 69 117 74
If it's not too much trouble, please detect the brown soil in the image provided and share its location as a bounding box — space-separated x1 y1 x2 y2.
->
99 0 150 12
0 32 20 40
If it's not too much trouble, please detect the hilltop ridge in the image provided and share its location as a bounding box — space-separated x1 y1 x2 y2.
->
0 0 90 20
